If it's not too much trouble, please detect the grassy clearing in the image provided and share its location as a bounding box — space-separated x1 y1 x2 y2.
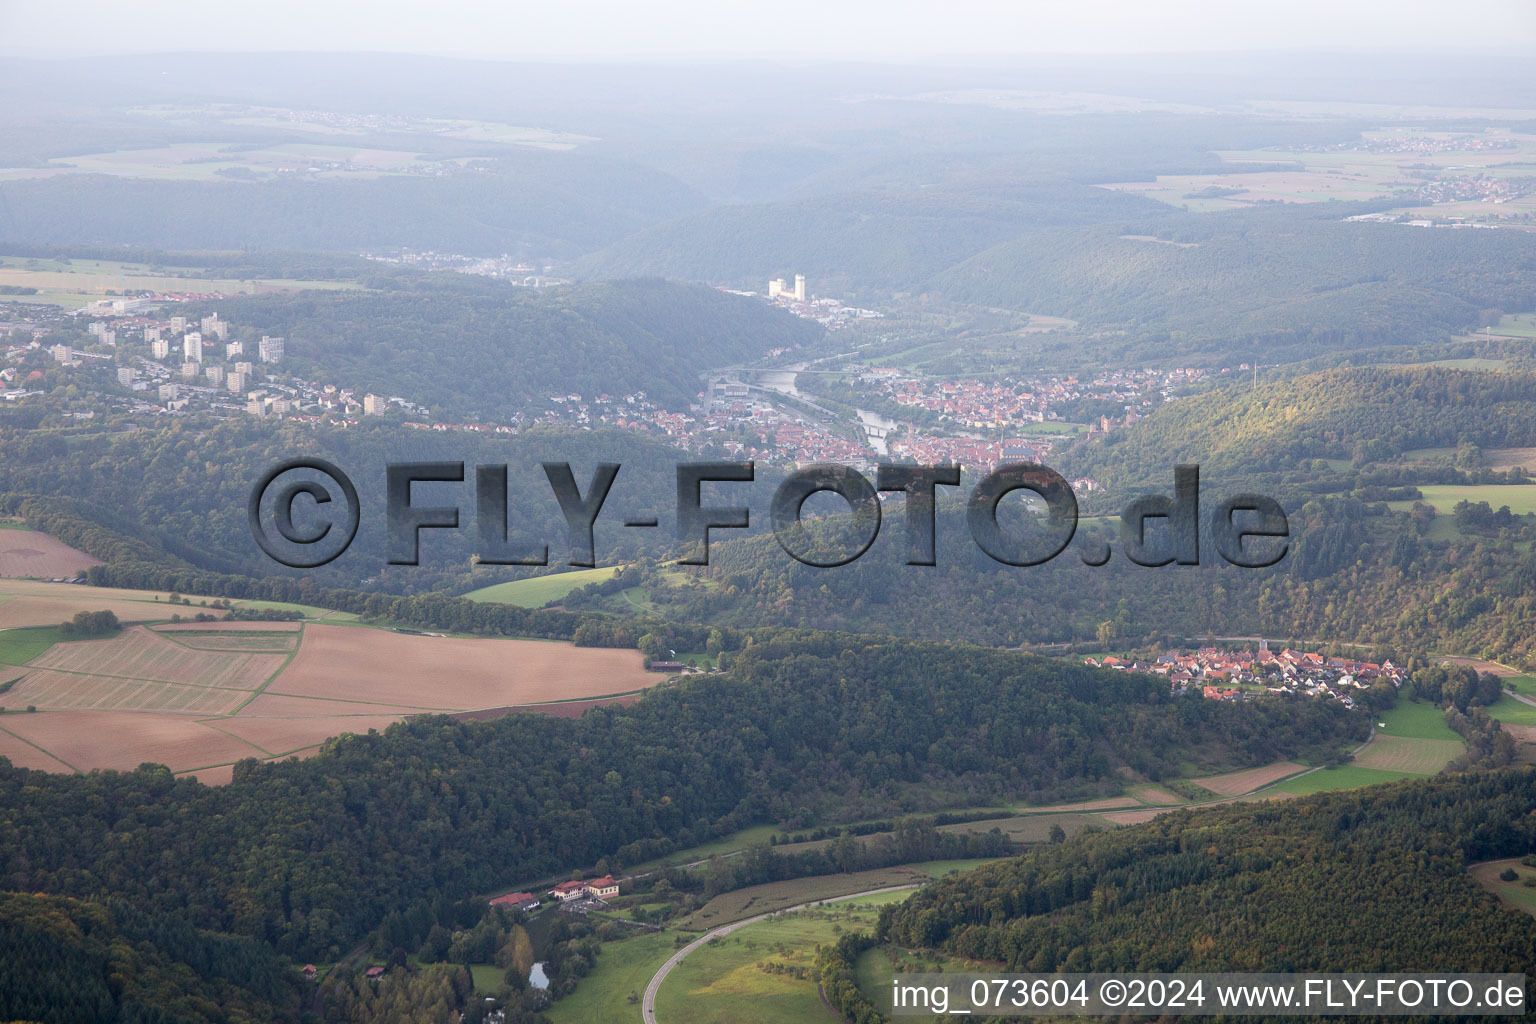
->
656 891 910 1024
1470 859 1536 919
463 567 619 607
1387 485 1536 517
545 928 678 1024
0 626 66 667
906 858 1007 879
1271 765 1417 796
678 869 925 932
1506 675 1536 696
1485 692 1536 727
1376 700 1462 741
469 963 507 995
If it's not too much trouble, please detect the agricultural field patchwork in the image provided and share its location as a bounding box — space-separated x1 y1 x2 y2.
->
0 613 660 779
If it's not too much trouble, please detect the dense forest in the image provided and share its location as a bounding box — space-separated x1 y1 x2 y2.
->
0 632 1362 961
196 275 824 414
880 768 1536 980
0 892 303 1024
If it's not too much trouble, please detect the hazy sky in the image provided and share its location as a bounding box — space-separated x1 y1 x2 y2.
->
5 0 1535 58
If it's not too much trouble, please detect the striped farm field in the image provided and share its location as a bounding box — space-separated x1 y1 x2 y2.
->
161 633 300 652
0 529 101 579
1190 761 1306 796
4 669 248 715
1352 735 1463 774
28 626 285 690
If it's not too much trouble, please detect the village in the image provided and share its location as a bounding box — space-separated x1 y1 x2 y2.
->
1084 644 1407 708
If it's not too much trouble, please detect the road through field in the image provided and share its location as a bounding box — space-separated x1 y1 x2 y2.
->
640 884 921 1024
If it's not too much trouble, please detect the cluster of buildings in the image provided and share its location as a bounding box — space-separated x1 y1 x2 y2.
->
363 249 569 288
489 875 620 914
719 276 883 330
853 366 1209 433
1406 174 1534 207
1086 645 1405 708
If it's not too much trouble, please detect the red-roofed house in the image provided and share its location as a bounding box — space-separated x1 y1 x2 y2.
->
550 880 588 902
490 891 541 912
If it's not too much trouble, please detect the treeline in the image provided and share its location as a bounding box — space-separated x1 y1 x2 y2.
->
0 632 1363 962
879 768 1536 982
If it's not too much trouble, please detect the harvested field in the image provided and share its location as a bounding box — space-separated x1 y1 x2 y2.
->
0 595 199 630
0 711 266 773
940 813 1099 845
1190 761 1306 796
1 619 661 781
0 725 78 772
164 634 299 652
4 670 248 715
1130 784 1185 805
1353 735 1463 774
236 692 445 716
0 530 101 578
29 627 286 690
153 620 302 632
1500 723 1536 743
268 625 651 709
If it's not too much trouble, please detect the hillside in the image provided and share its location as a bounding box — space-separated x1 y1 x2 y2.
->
200 276 824 414
1064 366 1536 490
568 181 1162 296
0 891 302 1024
0 150 706 256
880 768 1536 975
932 210 1536 364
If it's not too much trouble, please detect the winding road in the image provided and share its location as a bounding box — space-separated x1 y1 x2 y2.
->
640 884 920 1024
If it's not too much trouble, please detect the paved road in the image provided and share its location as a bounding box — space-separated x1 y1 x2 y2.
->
640 884 920 1024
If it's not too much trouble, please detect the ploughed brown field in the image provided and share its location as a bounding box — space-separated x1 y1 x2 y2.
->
0 529 102 579
0 622 655 781
1190 761 1306 796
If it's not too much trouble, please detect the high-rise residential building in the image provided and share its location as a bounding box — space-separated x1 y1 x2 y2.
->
159 383 179 401
170 316 187 334
794 274 806 301
183 332 203 363
234 361 254 376
151 339 171 360
226 371 246 393
180 362 198 381
363 393 389 416
225 340 243 359
144 327 161 344
246 399 266 417
258 336 285 363
51 344 71 363
116 367 136 387
205 365 225 386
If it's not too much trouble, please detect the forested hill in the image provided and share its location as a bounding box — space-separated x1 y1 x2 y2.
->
1063 366 1536 491
0 892 302 1024
201 276 824 414
932 210 1536 364
567 180 1163 296
0 149 706 256
880 768 1536 978
0 633 1360 961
